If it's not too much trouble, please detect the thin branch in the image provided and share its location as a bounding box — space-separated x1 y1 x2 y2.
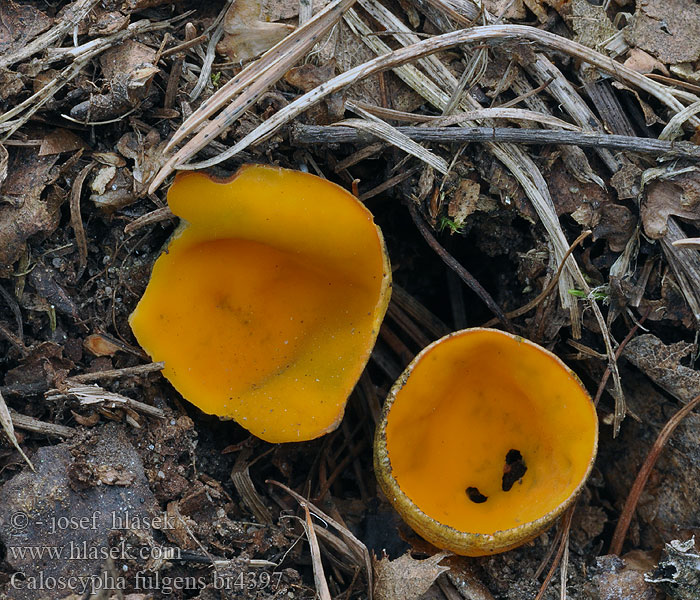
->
609 391 700 555
291 125 700 159
408 202 513 330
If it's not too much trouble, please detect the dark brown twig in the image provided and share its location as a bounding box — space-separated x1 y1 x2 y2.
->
291 125 700 160
483 230 591 327
593 308 651 407
534 503 576 600
609 392 700 555
408 202 513 330
70 161 95 280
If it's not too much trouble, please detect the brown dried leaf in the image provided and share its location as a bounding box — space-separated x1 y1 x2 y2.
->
0 1 52 56
569 0 616 52
482 0 526 20
448 179 481 228
623 48 670 75
373 551 450 600
592 203 637 252
0 148 62 276
624 0 700 64
641 172 700 239
88 9 129 36
83 334 122 357
70 40 158 122
217 0 295 62
623 334 700 403
39 129 89 156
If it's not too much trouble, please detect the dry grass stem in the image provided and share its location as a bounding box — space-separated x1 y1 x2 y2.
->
149 0 358 192
0 390 35 471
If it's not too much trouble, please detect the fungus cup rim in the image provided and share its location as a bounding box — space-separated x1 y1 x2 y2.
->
373 327 599 556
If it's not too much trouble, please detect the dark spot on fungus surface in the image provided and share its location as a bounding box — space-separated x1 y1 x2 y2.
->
466 487 488 503
502 449 527 492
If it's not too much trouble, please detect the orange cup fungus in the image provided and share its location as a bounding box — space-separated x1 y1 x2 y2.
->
130 165 391 443
374 328 598 556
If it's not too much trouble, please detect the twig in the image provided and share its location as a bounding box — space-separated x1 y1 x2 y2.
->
70 161 95 280
593 310 650 407
268 480 373 599
290 125 700 159
173 23 698 175
609 392 700 555
188 0 233 101
46 384 165 419
534 504 576 600
482 231 592 327
9 409 75 438
66 362 165 384
0 391 35 470
408 202 513 330
124 207 175 235
302 503 333 600
359 164 421 201
0 0 100 69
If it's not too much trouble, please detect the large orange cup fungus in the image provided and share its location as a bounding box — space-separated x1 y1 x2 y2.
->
130 165 391 443
374 328 598 556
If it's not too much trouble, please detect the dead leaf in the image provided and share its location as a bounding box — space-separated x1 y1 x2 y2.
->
285 60 344 122
569 0 616 53
482 0 526 20
70 40 158 122
448 179 481 228
88 10 129 37
0 1 52 56
39 129 89 156
624 0 700 64
27 263 78 319
373 551 450 600
641 171 700 239
84 334 123 357
0 148 62 276
217 0 295 63
623 48 670 75
610 162 643 200
592 203 637 252
623 334 700 403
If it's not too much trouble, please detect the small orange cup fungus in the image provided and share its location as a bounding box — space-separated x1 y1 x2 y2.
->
374 328 598 556
130 165 391 443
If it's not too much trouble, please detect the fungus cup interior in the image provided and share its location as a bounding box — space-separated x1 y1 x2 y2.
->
130 165 390 443
379 328 597 554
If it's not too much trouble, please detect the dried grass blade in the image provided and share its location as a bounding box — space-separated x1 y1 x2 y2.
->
149 0 357 191
301 503 332 600
183 25 695 170
338 119 449 173
0 390 35 471
269 480 373 599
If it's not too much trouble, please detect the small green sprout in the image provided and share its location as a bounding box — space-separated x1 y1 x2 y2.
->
211 72 222 88
438 216 465 235
568 286 609 302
